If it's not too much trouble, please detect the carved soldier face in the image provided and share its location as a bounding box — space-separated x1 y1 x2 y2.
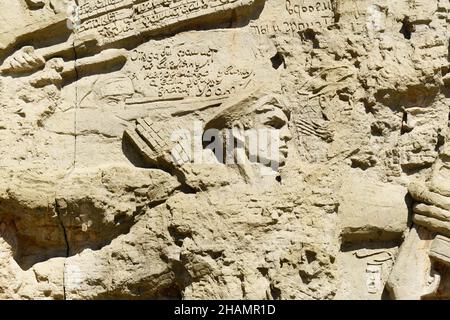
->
248 103 292 167
96 74 134 105
220 103 292 172
206 93 292 171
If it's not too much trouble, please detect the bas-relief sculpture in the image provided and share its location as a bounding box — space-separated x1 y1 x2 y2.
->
0 0 448 299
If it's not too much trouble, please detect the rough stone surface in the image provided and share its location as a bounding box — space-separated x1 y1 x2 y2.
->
0 0 448 300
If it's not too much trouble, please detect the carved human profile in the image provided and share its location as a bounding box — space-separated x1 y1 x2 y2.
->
203 88 292 183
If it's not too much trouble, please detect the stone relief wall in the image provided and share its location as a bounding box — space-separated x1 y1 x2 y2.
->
0 0 448 299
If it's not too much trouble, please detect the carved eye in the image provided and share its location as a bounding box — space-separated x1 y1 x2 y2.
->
264 116 285 129
104 96 122 105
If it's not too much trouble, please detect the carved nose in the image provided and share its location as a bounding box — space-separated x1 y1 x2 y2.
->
280 126 292 142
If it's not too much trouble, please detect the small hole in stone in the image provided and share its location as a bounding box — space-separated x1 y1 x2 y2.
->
435 133 445 152
270 52 285 70
370 122 384 136
400 111 409 135
400 17 414 40
300 29 320 48
270 285 281 300
305 250 317 263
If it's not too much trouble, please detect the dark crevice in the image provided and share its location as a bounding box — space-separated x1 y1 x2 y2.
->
435 132 446 152
400 17 414 40
381 286 394 300
351 158 374 170
339 241 403 253
270 52 285 70
173 170 198 194
401 111 407 129
362 98 376 114
405 192 414 228
257 267 269 277
206 251 223 260
55 201 70 257
300 29 320 48
170 261 191 298
168 225 192 247
401 163 432 175
371 122 384 136
400 111 412 135
25 0 45 10
331 0 340 23
55 200 69 301
299 270 312 284
121 137 155 169
270 284 281 300
305 250 317 264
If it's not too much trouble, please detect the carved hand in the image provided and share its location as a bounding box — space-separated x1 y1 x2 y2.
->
409 182 450 237
408 136 450 237
1 46 45 74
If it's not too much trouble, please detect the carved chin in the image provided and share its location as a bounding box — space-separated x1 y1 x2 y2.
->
262 153 287 169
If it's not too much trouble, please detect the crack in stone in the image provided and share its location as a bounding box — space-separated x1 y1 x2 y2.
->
55 200 69 300
72 33 79 170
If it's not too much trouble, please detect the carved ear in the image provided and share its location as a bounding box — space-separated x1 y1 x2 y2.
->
234 122 245 131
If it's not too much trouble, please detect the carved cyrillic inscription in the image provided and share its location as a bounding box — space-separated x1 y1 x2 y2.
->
249 0 334 37
285 0 333 17
250 19 332 36
78 0 131 20
124 33 262 99
77 0 257 45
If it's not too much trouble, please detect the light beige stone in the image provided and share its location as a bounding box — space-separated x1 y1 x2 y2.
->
0 0 448 300
338 173 409 241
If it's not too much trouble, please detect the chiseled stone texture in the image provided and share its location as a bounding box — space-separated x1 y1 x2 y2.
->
0 0 448 300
